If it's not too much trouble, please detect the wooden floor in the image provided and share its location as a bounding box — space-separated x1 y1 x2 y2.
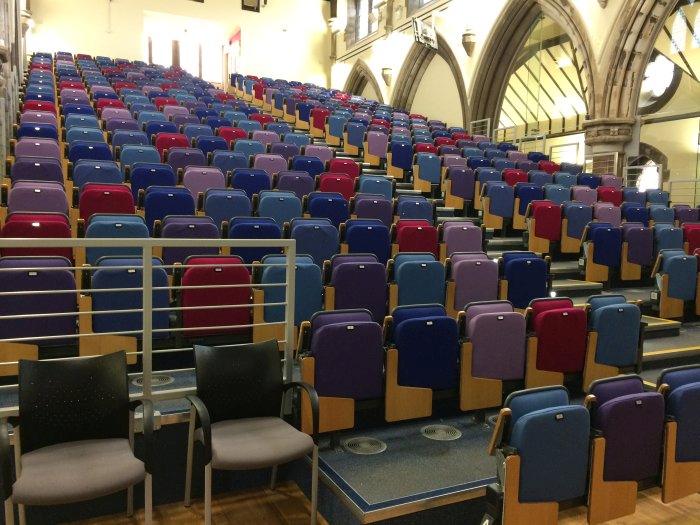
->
68 482 327 525
560 487 700 524
67 484 699 524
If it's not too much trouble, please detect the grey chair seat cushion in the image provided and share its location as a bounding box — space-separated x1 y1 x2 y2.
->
198 417 313 470
13 438 145 505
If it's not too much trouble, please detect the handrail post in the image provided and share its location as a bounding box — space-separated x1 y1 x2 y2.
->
141 246 153 399
283 240 296 382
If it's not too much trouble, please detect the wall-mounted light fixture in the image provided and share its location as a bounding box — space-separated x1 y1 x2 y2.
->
462 30 476 57
382 67 393 86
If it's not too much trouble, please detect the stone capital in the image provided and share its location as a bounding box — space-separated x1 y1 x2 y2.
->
582 117 637 151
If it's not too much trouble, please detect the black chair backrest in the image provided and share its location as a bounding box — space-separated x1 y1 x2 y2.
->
194 339 282 424
18 351 130 454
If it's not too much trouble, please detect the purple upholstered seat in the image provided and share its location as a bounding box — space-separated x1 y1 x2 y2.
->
159 215 220 266
452 255 499 310
591 376 665 482
506 150 528 162
622 223 653 266
447 167 475 201
304 145 334 166
353 194 393 227
601 175 623 190
366 131 388 159
571 185 597 206
14 138 60 160
251 130 280 148
594 203 622 227
310 309 372 333
466 301 525 380
252 154 288 178
442 221 482 256
269 142 300 161
7 181 68 215
166 147 207 173
331 258 387 322
182 166 226 200
310 321 384 400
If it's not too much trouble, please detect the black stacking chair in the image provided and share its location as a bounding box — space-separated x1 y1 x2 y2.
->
0 352 154 525
184 339 319 525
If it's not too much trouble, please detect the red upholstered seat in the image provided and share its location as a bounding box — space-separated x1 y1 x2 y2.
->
181 256 252 337
414 143 438 155
538 160 560 174
683 224 700 253
1 213 73 260
597 186 623 206
311 108 330 130
327 158 360 180
218 127 248 146
395 220 438 257
530 298 587 373
155 133 190 156
318 173 354 200
531 200 562 241
503 169 528 187
79 183 134 222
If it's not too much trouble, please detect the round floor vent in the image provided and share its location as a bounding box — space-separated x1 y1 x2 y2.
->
420 424 462 441
131 374 175 387
342 437 387 455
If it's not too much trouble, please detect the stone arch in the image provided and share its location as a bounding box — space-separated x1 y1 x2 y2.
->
597 0 678 120
343 59 385 104
391 33 469 128
469 0 597 126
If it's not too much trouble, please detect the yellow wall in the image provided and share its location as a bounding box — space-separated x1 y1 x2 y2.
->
410 54 463 127
27 0 330 86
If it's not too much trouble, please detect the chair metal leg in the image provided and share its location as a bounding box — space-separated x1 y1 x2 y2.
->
310 445 318 525
144 473 153 525
204 463 212 525
270 465 278 490
184 406 195 507
4 497 14 525
127 485 134 516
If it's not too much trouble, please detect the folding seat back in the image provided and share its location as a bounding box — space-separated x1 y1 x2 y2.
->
464 301 525 380
210 151 248 174
182 166 226 200
230 168 271 199
654 225 683 253
250 130 279 148
501 252 548 309
622 223 654 267
17 123 59 141
256 254 322 327
90 257 170 338
228 217 282 264
318 173 354 200
158 215 220 266
202 188 251 230
496 387 590 505
144 121 178 139
283 132 311 148
129 162 176 201
269 142 300 161
537 160 559 174
621 202 649 225
394 220 438 257
396 195 433 223
462 147 482 158
571 185 596 206
328 158 360 180
78 182 134 223
0 213 73 259
65 127 105 147
658 249 698 301
119 145 160 171
600 174 623 189
276 171 314 199
445 167 475 202
553 172 577 188
289 218 339 266
587 295 641 368
450 254 499 310
483 182 514 219
529 200 562 241
358 175 393 200
232 139 266 161
7 181 68 215
414 153 441 184
577 173 601 189
343 219 391 264
182 124 214 142
393 253 445 306
657 364 700 465
683 223 700 253
558 162 582 175
587 222 622 268
143 186 195 234
10 157 63 184
180 255 251 336
513 183 545 218
328 256 387 321
291 155 325 177
594 202 622 227
154 132 189 156
441 221 482 257
353 194 393 227
195 136 228 157
529 297 587 374
0 257 77 344
467 156 490 170
392 306 458 390
543 184 570 205
365 131 388 159
502 169 528 187
650 205 674 225
14 138 60 161
20 111 57 127
68 141 113 163
306 191 349 228
84 214 150 264
597 186 623 206
589 376 664 482
646 189 669 205
257 190 302 226
674 204 699 224
65 114 100 130
304 145 333 166
623 187 646 206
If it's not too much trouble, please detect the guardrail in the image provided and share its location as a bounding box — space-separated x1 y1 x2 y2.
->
0 237 297 416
